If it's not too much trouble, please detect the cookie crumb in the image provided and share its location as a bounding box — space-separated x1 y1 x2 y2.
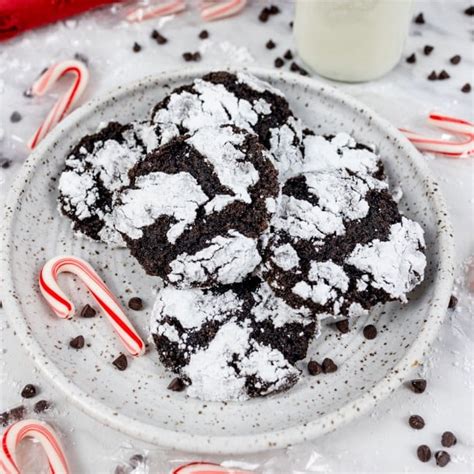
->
448 295 458 309
128 297 144 311
34 400 51 413
21 384 37 399
167 377 186 391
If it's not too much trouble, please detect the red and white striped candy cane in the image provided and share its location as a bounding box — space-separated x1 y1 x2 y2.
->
400 112 474 157
28 60 89 150
39 256 145 356
200 0 247 21
0 419 69 474
126 0 186 22
172 461 252 474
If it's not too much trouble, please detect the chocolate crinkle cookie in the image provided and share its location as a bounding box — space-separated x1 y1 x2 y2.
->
150 277 318 401
150 71 306 177
112 124 279 287
58 120 179 247
261 133 427 320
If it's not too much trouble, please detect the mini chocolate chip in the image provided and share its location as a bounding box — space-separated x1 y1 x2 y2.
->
129 454 144 467
424 45 434 55
414 12 425 24
461 83 471 93
435 451 451 467
283 50 293 60
113 354 128 371
439 70 450 80
80 304 97 318
322 358 338 373
298 67 309 76
34 400 51 413
132 42 142 53
258 7 270 22
183 52 193 61
417 445 431 462
151 30 167 44
441 431 457 447
268 5 280 15
406 53 416 64
409 379 427 393
363 324 377 340
448 295 458 309
289 21 293 28
199 30 209 39
450 55 461 65
307 360 322 375
274 57 284 68
0 412 9 427
428 70 438 80
21 384 37 399
192 52 201 61
464 6 474 16
167 377 186 391
1 159 12 169
409 414 425 429
335 319 350 334
70 335 85 349
10 111 22 123
266 39 276 49
74 53 88 65
128 297 143 311
10 405 26 421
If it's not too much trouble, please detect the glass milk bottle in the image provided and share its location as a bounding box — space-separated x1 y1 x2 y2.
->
294 0 413 82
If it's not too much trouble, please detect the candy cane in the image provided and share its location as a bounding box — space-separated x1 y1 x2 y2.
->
172 462 252 474
200 0 247 21
126 0 186 22
27 60 89 150
0 419 69 474
39 256 145 356
400 112 474 157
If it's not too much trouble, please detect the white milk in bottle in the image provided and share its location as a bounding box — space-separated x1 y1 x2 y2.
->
294 0 413 82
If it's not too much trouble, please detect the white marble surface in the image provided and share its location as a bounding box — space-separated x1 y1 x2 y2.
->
0 0 473 472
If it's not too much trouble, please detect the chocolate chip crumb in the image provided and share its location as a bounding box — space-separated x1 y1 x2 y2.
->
428 70 438 80
10 111 22 123
128 297 143 311
1 159 12 169
439 70 450 80
322 358 338 373
274 57 284 68
34 400 51 413
424 45 434 55
409 379 427 393
335 319 350 334
464 6 474 16
289 21 293 28
69 335 85 349
129 454 144 467
23 88 33 98
417 445 431 462
435 451 451 467
290 62 309 76
283 50 293 60
414 12 425 24
450 55 461 65
80 304 97 318
114 465 127 474
74 53 88 65
461 83 471 93
258 7 271 22
0 412 9 427
113 354 128 371
21 384 37 399
10 405 26 422
167 377 186 391
266 39 276 50
363 324 377 340
406 53 416 64
448 295 458 309
132 42 142 53
441 431 457 447
268 5 280 15
199 30 209 40
409 414 425 429
308 360 323 375
151 30 167 44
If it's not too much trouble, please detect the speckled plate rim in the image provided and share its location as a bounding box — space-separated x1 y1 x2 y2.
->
1 66 455 454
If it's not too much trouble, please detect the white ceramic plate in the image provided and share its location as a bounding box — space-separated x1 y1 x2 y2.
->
1 67 455 454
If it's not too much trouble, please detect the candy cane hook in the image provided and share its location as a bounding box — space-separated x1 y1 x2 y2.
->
39 256 145 356
28 60 89 150
172 461 253 474
126 0 187 22
0 419 69 474
200 0 247 21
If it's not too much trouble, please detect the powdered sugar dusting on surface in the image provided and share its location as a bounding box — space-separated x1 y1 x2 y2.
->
271 243 300 271
348 217 427 301
168 231 261 287
113 171 208 242
58 171 99 220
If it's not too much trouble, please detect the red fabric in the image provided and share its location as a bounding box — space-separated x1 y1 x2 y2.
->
0 0 120 41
